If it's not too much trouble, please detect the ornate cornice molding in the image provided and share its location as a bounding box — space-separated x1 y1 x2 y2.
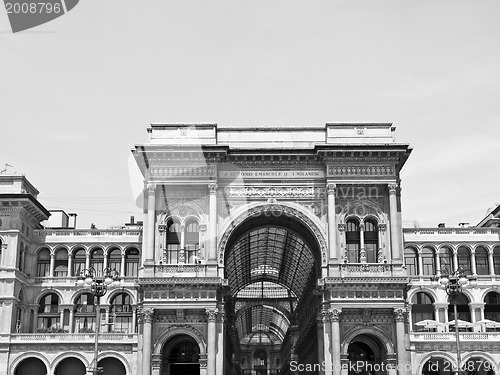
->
227 186 325 199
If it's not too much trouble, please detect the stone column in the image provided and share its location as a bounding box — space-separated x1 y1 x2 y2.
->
338 224 346 262
145 184 157 265
142 308 154 375
435 252 441 276
151 355 161 375
316 314 326 375
489 249 495 276
326 183 338 260
216 309 225 375
103 251 108 271
121 253 126 277
85 251 90 270
69 309 74 332
470 250 477 275
208 183 218 262
359 224 366 263
206 308 218 375
179 224 186 264
377 224 387 262
321 308 332 375
67 254 73 277
394 308 409 375
417 250 424 277
330 308 342 375
452 249 458 272
50 252 55 277
388 183 402 261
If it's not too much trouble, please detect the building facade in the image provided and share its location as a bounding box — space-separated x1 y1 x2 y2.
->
0 123 499 375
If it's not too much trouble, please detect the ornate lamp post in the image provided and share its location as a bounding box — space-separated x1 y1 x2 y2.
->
436 267 469 375
76 267 121 374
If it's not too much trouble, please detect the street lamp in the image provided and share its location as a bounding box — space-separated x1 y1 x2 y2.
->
437 267 469 375
76 267 121 374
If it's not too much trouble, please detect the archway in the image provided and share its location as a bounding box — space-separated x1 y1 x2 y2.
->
54 357 86 375
15 358 47 375
98 357 127 375
347 334 387 375
161 334 200 375
223 205 323 375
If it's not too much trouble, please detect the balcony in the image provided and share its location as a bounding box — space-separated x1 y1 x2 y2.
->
338 263 404 277
10 332 137 343
410 331 500 342
33 229 142 243
404 227 500 242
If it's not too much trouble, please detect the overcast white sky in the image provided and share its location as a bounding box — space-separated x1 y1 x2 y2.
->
1 0 499 229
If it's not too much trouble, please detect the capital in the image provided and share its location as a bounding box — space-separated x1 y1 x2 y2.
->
338 223 346 232
206 307 219 322
146 183 156 195
208 182 218 194
140 307 155 323
330 308 342 322
393 307 406 322
326 183 337 195
388 183 398 195
377 223 387 232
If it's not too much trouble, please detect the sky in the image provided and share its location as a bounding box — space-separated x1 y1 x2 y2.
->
1 0 499 229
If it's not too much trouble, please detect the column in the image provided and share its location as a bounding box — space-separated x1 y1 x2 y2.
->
67 254 73 277
470 250 477 275
321 307 332 375
208 183 218 262
417 250 424 277
69 309 74 332
316 315 325 375
388 183 402 261
179 224 186 264
452 249 458 273
377 224 387 262
142 308 154 375
59 308 64 327
489 249 495 276
338 224 346 262
103 251 108 270
85 251 90 270
145 184 157 265
121 253 126 277
435 252 441 276
206 308 218 375
216 309 225 375
326 183 338 260
330 308 342 375
359 224 366 263
394 308 409 375
49 252 55 277
132 308 137 332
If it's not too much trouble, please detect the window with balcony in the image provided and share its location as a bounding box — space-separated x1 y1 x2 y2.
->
439 247 454 274
411 292 434 331
421 247 436 276
37 248 50 277
166 219 181 263
493 246 500 275
37 293 60 329
475 247 489 275
404 248 418 276
447 293 471 323
185 220 199 264
72 248 86 276
457 246 471 271
108 248 122 274
125 248 139 276
110 293 133 333
54 248 68 277
484 292 500 323
90 248 104 275
364 219 378 263
74 293 96 333
346 218 360 263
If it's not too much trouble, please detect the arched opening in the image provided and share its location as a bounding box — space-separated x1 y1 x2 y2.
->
125 248 140 277
447 293 471 328
185 220 199 264
54 248 68 277
346 218 361 263
493 246 500 275
439 247 454 274
484 292 500 327
108 248 122 275
161 335 200 375
475 247 489 275
421 357 453 375
462 357 495 375
110 292 133 333
97 357 127 375
165 219 181 264
37 293 60 330
421 247 436 276
224 210 322 375
54 357 86 375
36 248 50 277
15 357 47 375
90 248 104 274
347 335 387 375
411 292 435 331
404 248 418 276
457 246 471 271
72 248 86 276
74 292 96 333
364 219 379 263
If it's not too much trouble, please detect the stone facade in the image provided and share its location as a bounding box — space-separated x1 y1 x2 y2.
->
0 123 498 375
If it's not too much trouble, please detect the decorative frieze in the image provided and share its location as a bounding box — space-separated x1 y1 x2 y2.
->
327 165 395 178
150 166 216 178
227 186 326 198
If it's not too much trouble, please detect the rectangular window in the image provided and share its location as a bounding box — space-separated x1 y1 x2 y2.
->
365 243 377 263
167 244 180 264
347 243 359 263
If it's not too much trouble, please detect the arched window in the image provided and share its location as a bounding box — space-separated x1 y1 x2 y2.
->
108 248 122 274
457 246 471 271
404 248 418 276
166 219 181 263
125 248 140 276
346 218 360 263
447 293 471 323
439 247 454 274
74 293 96 333
72 248 86 276
484 292 500 323
54 248 68 277
37 248 51 277
185 220 199 264
493 246 500 275
90 248 104 274
475 247 489 275
37 293 60 329
364 219 378 263
411 292 435 331
421 247 436 276
110 293 133 333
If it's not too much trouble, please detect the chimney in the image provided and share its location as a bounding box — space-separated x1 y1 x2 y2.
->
458 222 469 228
130 216 135 224
68 213 77 228
438 223 445 228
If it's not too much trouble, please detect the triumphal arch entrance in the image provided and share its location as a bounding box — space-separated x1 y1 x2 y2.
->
132 123 412 375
